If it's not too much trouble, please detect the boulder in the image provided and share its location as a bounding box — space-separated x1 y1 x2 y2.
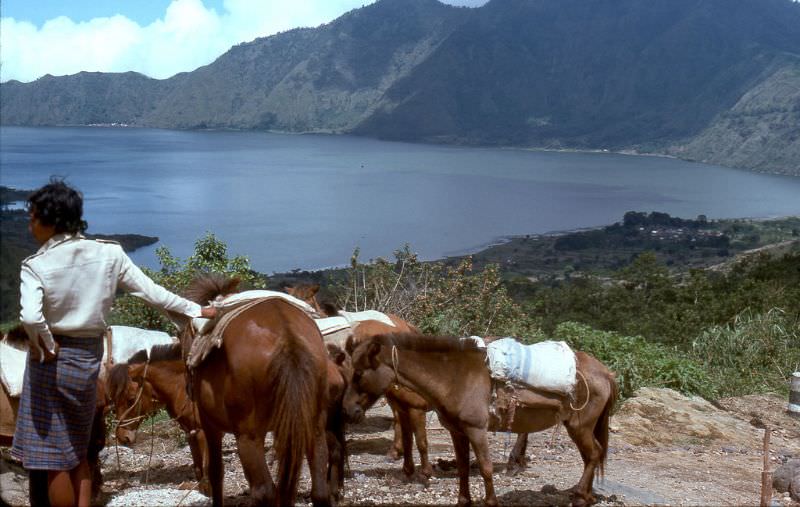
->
613 387 761 447
773 459 800 500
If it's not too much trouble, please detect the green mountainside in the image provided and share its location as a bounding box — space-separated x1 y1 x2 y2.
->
2 0 799 174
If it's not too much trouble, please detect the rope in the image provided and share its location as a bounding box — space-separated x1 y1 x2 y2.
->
391 345 401 390
569 369 590 411
145 411 155 485
112 359 151 478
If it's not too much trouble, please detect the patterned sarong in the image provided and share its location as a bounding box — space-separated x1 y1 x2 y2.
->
11 335 103 470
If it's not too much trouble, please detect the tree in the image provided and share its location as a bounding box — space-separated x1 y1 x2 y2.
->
110 233 265 331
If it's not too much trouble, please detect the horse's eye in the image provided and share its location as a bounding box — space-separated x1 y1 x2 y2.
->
352 371 362 384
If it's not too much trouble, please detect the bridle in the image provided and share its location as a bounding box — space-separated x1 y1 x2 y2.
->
116 359 151 429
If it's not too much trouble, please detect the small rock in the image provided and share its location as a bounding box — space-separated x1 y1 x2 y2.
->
773 459 800 493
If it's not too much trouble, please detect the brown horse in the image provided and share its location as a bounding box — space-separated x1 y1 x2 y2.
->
344 333 617 507
283 284 434 480
107 339 350 502
342 320 434 480
107 344 210 495
175 274 332 507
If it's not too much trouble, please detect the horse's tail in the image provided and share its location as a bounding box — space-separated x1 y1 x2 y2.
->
595 370 618 478
267 318 324 505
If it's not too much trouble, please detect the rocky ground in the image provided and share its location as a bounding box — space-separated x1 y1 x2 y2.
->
2 388 799 507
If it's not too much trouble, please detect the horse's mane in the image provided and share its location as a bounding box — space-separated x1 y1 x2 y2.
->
183 273 241 304
375 332 485 353
2 325 30 351
128 343 181 365
108 363 131 400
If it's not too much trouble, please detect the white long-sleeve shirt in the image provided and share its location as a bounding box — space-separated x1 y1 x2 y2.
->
19 233 201 355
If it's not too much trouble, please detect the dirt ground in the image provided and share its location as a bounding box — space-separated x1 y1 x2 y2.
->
2 389 799 507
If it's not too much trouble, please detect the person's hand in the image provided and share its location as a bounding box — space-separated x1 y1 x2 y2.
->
30 335 59 363
200 306 217 319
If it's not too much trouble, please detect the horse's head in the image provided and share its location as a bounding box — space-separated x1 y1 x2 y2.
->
284 283 323 312
107 358 156 446
325 342 350 405
341 334 395 423
284 283 341 317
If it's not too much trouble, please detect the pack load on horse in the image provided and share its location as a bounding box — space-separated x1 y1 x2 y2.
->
343 332 617 507
171 274 335 507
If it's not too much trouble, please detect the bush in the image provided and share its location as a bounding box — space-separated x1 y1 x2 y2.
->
553 321 715 400
691 308 800 397
329 245 539 337
110 233 265 331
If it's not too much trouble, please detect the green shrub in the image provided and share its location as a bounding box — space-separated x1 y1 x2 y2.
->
691 308 800 397
553 321 715 400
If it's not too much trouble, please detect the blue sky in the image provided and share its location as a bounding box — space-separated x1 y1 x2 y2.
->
0 0 488 83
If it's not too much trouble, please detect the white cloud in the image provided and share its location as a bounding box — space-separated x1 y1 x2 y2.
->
0 0 378 83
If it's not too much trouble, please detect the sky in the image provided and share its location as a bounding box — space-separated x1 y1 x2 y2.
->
0 0 488 83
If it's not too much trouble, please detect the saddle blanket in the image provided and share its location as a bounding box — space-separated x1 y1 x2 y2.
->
486 338 577 396
192 290 316 334
315 311 397 347
0 326 174 398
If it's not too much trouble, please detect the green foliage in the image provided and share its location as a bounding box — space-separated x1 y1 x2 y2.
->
329 245 538 337
553 322 715 400
692 309 800 397
110 233 265 331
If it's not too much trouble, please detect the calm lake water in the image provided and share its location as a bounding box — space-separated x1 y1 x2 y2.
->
2 126 800 273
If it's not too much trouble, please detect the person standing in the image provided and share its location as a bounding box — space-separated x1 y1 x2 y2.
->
12 178 216 507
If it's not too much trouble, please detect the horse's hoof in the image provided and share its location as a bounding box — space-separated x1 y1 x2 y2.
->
570 493 596 507
505 462 525 476
421 465 433 480
386 448 402 460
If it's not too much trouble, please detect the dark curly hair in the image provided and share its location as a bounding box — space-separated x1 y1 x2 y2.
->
27 178 88 234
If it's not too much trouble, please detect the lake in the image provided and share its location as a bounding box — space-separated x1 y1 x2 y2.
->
2 126 800 274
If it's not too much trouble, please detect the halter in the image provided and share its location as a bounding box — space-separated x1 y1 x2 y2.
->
116 359 151 429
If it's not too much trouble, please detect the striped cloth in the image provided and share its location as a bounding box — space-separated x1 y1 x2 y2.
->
11 335 103 470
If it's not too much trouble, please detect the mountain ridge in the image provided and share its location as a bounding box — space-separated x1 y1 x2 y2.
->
2 0 799 175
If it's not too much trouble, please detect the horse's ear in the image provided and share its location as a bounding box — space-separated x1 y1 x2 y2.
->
310 283 320 295
326 343 347 365
344 335 355 355
367 341 381 368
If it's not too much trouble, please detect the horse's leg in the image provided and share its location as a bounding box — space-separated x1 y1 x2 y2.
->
465 426 497 507
204 427 225 507
395 407 416 479
564 421 601 507
325 426 343 503
236 433 276 506
506 432 529 475
410 407 432 479
387 398 403 460
188 429 211 496
87 405 106 499
449 429 472 507
308 417 331 507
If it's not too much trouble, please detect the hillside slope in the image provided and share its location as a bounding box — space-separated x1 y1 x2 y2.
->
2 0 799 174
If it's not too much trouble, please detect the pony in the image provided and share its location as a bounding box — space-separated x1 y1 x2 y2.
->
107 340 351 502
283 283 433 480
107 343 210 495
173 274 332 507
344 333 618 507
